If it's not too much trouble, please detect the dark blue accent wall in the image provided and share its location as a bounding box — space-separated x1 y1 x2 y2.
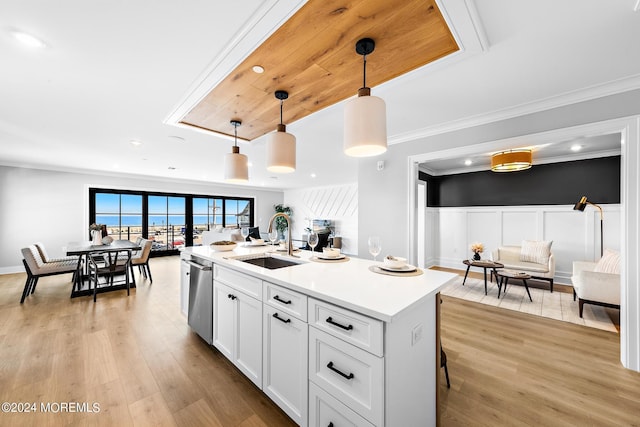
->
420 156 620 207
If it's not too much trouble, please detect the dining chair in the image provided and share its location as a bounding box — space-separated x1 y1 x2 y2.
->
20 246 79 303
88 250 132 302
130 239 153 285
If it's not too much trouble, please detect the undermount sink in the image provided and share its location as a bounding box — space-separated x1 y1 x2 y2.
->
228 254 305 270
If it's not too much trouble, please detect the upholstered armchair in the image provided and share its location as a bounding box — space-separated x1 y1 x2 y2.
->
571 249 621 318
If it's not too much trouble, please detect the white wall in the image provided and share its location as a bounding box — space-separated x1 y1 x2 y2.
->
0 165 283 273
284 183 358 255
428 205 621 283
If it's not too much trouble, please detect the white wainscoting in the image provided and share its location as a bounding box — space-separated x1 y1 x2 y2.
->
284 183 358 255
427 205 621 283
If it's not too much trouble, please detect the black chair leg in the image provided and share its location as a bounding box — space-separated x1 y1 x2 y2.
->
130 264 137 286
20 277 33 303
146 264 152 283
441 346 450 389
30 277 39 294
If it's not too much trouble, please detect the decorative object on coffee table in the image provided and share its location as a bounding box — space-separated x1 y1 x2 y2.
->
470 242 484 260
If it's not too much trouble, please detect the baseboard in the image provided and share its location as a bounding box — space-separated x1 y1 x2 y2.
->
0 266 24 275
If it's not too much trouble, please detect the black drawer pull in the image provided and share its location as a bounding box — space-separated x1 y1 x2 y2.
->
328 423 334 427
327 361 354 380
326 316 353 331
273 295 292 305
227 294 236 300
272 313 291 323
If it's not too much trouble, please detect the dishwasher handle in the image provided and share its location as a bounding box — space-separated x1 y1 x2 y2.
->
185 260 212 271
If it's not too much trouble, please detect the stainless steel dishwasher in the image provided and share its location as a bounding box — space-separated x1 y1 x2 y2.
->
186 256 213 344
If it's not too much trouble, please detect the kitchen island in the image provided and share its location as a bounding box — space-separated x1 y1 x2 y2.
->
180 245 456 427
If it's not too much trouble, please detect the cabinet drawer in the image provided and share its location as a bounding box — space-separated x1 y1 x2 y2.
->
264 282 307 321
309 328 383 426
309 298 383 356
214 265 262 299
309 382 375 427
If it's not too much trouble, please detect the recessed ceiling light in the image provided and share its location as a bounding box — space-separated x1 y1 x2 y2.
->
248 161 253 167
464 159 472 166
252 65 265 74
129 139 142 146
12 30 47 48
570 144 582 152
310 173 317 178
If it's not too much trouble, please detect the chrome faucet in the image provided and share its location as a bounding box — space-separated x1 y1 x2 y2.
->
268 212 298 257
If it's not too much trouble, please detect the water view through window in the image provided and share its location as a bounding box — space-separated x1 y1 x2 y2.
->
91 189 254 255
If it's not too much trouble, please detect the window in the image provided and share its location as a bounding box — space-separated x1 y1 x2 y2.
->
94 192 143 241
90 189 254 255
149 195 186 252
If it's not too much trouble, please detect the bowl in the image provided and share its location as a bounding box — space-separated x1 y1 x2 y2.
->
383 255 407 269
322 247 341 258
210 241 237 252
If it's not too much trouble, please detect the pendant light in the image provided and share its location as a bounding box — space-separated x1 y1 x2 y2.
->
224 120 248 183
344 37 387 157
266 90 296 173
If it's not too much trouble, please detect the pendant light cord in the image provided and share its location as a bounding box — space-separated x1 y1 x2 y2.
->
362 54 367 88
233 123 238 147
280 99 284 125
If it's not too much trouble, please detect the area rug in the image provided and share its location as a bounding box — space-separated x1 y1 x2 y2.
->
440 275 617 333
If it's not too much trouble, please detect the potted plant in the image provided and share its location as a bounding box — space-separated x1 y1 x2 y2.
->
273 204 292 240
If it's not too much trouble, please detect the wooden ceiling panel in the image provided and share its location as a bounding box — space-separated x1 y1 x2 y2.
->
180 0 458 141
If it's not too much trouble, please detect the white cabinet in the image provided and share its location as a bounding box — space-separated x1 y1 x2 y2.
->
309 382 375 427
213 278 262 387
263 303 308 426
308 327 383 426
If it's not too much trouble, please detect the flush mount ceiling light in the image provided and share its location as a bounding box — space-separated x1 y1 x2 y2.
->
344 38 387 157
491 149 532 172
224 120 248 183
266 90 296 173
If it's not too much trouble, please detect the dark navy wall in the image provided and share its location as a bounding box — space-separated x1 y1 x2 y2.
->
420 156 620 207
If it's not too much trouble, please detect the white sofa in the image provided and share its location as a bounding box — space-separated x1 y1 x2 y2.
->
571 249 620 318
491 245 555 292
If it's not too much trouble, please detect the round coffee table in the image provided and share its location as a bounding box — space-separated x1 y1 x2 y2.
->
462 260 504 295
497 270 533 302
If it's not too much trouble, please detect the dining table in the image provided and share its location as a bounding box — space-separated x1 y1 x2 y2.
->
66 240 141 298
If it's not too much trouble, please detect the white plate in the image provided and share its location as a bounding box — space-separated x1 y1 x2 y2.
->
317 254 346 260
378 263 417 272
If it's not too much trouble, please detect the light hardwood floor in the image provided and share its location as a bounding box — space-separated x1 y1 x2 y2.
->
1 257 638 426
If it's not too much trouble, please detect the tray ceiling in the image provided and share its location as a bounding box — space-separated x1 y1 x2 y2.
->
179 0 459 141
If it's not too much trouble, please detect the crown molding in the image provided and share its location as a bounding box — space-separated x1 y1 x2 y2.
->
389 73 640 145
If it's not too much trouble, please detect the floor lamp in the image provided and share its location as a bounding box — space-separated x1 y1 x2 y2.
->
573 196 604 257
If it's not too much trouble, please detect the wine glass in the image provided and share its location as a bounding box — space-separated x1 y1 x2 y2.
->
368 236 382 262
268 229 278 247
240 227 250 245
307 231 319 254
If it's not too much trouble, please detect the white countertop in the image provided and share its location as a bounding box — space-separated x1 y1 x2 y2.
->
182 245 457 323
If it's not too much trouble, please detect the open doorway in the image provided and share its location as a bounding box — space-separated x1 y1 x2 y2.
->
407 115 640 371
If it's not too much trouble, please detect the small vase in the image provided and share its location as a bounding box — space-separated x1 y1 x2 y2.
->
91 230 103 245
473 252 481 261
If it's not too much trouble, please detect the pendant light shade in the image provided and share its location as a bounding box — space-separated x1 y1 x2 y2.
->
344 38 387 157
490 149 532 172
224 120 248 183
266 90 296 173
